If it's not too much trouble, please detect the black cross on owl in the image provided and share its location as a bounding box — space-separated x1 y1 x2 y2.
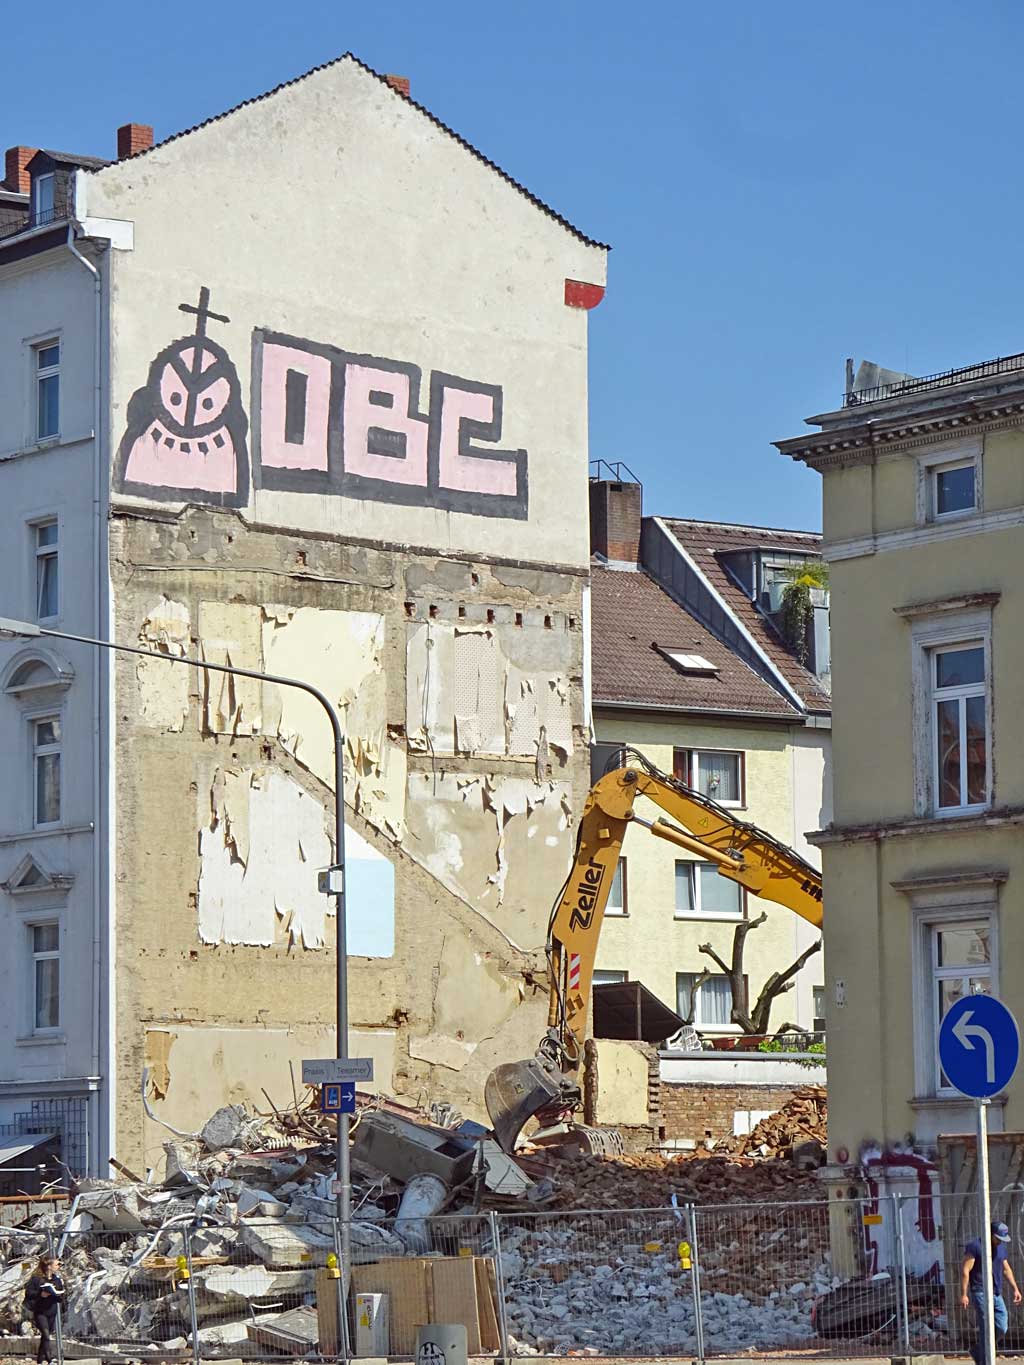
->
115 287 250 507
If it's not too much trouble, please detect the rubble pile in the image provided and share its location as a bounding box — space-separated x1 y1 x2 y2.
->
735 1087 827 1159
544 1147 820 1211
500 1217 834 1356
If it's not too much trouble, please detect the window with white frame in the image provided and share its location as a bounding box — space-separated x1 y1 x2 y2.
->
931 643 988 812
917 442 982 525
908 605 994 817
33 520 58 621
605 858 628 916
32 174 55 225
35 340 60 440
32 716 61 827
677 971 734 1027
675 860 744 918
931 919 992 1092
593 969 627 986
31 922 60 1032
674 747 744 805
931 461 977 519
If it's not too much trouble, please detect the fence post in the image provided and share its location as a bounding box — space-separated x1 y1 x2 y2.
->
332 1214 351 1363
184 1225 201 1365
893 1193 911 1353
488 1211 512 1362
687 1203 705 1364
47 1230 64 1365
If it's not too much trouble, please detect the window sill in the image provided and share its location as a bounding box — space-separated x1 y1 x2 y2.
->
674 913 744 923
0 824 94 845
15 1033 65 1048
932 804 992 821
909 1093 1007 1109
604 911 629 919
0 430 94 464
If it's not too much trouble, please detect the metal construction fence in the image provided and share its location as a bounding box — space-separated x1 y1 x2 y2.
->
0 1191 1015 1360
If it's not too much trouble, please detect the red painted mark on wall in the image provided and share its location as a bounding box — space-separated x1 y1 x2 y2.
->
564 279 605 310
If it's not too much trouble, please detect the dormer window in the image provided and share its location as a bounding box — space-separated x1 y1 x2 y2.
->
32 173 55 225
656 646 718 676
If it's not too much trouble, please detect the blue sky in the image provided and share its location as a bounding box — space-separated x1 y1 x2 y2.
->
7 1 1023 530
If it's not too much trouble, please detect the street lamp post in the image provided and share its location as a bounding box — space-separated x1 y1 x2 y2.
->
0 616 353 1348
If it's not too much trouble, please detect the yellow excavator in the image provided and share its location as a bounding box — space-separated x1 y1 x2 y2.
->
485 748 824 1152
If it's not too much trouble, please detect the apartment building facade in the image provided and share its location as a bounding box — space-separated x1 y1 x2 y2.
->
0 57 607 1175
778 355 1024 1195
588 477 832 1038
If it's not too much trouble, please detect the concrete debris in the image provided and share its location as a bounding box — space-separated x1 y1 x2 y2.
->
200 1104 250 1152
721 1086 828 1161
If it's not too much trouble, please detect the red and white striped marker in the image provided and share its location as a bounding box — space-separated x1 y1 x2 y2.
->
568 952 581 992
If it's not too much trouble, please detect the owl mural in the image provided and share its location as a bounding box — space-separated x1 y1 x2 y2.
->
115 288 250 507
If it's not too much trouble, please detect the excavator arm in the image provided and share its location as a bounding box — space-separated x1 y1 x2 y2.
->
485 751 823 1151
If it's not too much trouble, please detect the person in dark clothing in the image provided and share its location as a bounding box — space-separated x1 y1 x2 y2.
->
24 1257 65 1365
961 1221 1021 1365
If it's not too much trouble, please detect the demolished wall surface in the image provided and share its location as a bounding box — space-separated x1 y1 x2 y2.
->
111 512 587 1170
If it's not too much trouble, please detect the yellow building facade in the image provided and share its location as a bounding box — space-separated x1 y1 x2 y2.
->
588 479 831 1041
778 358 1024 1185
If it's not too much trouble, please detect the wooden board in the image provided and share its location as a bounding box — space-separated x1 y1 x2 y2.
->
352 1259 430 1355
431 1257 481 1354
475 1258 501 1353
315 1268 340 1356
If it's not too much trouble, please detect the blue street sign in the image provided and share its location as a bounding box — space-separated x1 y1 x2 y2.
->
320 1082 357 1115
939 995 1020 1099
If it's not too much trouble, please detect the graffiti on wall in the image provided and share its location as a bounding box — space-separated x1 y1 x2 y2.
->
115 289 251 509
114 291 528 519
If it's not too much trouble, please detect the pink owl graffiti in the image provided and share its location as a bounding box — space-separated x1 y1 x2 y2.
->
115 288 249 507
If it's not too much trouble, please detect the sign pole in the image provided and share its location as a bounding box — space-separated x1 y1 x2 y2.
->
978 1097 997 1365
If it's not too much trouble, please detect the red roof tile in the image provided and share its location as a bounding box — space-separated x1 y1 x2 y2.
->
591 566 799 717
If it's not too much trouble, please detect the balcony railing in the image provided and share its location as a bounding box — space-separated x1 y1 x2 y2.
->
844 351 1024 407
0 205 65 243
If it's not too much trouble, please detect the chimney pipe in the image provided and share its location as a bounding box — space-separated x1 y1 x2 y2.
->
385 75 411 97
4 146 36 195
117 123 154 161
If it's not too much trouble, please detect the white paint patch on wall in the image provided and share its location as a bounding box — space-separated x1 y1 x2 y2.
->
199 601 263 735
407 621 573 761
404 772 571 946
137 596 191 731
198 767 333 948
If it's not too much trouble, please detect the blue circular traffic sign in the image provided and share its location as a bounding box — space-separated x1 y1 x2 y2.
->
939 995 1020 1098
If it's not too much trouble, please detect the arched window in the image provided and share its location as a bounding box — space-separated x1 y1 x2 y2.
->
2 652 73 699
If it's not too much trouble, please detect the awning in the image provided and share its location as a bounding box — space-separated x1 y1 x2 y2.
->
0 1135 56 1166
593 980 684 1044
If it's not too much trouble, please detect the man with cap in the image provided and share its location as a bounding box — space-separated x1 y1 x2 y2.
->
961 1220 1021 1365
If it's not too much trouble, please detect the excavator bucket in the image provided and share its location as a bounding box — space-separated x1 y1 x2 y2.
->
485 1057 577 1153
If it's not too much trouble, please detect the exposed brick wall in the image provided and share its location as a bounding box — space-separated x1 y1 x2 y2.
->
4 146 35 194
117 123 154 160
589 480 641 563
661 1082 799 1145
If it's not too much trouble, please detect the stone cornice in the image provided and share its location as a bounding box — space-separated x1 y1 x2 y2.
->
776 397 1024 470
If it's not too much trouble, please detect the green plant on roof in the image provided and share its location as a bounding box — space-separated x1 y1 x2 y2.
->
779 560 829 664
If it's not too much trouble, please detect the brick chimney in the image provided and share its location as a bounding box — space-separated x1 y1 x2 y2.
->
385 74 410 97
117 123 154 160
4 146 36 195
590 477 642 564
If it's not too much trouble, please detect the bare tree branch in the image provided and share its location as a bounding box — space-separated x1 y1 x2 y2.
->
749 938 823 1035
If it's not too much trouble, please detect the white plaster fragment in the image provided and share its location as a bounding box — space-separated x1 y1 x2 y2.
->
408 1034 478 1071
137 596 191 732
263 606 406 841
198 601 263 736
198 768 333 949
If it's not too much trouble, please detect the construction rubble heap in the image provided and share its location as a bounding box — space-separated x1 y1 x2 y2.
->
0 1087 942 1357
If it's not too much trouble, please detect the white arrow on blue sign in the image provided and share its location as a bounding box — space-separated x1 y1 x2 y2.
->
938 995 1020 1098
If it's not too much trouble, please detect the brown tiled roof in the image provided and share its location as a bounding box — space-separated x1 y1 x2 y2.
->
662 519 832 713
591 565 799 717
86 54 608 250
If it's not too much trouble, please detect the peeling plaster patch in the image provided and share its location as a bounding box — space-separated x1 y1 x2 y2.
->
137 596 191 731
262 606 406 841
199 601 263 735
432 931 522 1044
407 621 572 760
144 1028 176 1100
199 768 333 948
408 1034 477 1071
404 772 571 944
